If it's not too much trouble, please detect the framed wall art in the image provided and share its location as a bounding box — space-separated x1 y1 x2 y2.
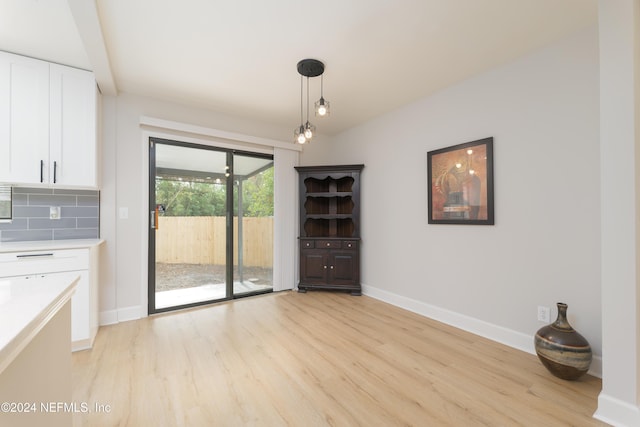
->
427 137 494 225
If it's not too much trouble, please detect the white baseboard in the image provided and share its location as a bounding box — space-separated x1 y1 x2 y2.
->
99 305 143 326
590 355 603 379
595 393 640 427
362 284 603 378
71 338 92 352
99 310 118 326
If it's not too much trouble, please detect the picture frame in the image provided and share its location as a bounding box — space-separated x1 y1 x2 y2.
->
427 137 494 225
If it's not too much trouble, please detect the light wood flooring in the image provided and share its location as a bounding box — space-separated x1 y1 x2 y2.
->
72 291 607 426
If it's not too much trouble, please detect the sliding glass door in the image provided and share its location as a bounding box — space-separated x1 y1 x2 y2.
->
148 138 273 314
233 153 274 297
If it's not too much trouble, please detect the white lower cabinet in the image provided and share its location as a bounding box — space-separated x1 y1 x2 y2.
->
0 247 99 351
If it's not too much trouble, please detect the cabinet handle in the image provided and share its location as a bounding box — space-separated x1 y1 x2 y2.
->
330 265 334 269
323 265 327 269
40 160 44 183
16 253 54 258
53 161 57 183
150 210 156 229
326 243 330 247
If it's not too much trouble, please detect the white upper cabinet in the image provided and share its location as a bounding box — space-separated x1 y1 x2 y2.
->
49 64 97 187
0 51 98 188
0 52 50 184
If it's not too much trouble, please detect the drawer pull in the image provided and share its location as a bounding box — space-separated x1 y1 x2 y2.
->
326 243 330 247
16 253 54 258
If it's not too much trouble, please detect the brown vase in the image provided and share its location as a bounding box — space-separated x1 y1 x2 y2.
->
534 302 592 380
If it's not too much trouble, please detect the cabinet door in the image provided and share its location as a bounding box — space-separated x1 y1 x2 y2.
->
300 250 328 284
49 64 97 187
329 252 358 286
0 51 49 184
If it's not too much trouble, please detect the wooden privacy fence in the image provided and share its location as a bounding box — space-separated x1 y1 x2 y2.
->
155 216 273 267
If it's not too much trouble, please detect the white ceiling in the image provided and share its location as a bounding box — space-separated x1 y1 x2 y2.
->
0 0 597 138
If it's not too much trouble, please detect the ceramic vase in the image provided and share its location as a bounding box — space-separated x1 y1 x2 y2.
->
534 302 592 380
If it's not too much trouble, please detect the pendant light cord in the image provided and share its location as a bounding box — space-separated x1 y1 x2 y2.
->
300 75 304 124
306 76 310 123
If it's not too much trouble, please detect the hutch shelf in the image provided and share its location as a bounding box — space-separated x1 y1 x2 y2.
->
295 164 364 295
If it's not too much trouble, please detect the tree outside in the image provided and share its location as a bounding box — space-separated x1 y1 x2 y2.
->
156 167 273 217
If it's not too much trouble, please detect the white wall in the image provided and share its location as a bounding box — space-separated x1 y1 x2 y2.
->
99 93 294 322
303 26 602 370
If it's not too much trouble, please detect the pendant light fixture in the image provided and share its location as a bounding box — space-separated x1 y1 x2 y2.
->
294 75 307 144
294 59 328 144
315 74 330 117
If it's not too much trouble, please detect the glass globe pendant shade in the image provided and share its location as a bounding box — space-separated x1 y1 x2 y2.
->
304 121 316 140
294 125 307 144
315 97 330 117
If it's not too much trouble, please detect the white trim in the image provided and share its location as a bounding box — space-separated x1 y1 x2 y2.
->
141 128 273 155
99 305 143 325
98 310 118 326
362 283 603 378
594 393 640 427
140 116 301 152
140 118 296 311
118 305 143 322
72 338 92 352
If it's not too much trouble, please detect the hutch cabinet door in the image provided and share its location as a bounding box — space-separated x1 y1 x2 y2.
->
300 251 328 284
329 252 357 286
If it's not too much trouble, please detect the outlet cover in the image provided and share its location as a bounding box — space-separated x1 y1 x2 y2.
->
49 206 61 220
537 306 550 323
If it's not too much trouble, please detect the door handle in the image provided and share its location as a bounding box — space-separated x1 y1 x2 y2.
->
40 160 44 183
53 161 57 183
150 209 159 229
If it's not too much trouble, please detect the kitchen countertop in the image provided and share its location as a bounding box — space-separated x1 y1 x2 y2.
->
0 238 104 253
0 273 79 375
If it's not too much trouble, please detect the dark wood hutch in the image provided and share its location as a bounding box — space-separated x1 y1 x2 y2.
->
295 164 364 295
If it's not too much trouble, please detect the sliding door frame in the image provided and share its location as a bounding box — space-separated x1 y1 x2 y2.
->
148 137 273 314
